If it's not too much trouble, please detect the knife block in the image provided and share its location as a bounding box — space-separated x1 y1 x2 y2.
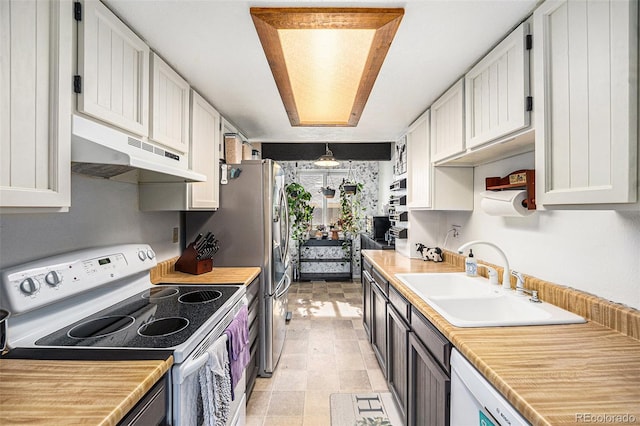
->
175 243 213 275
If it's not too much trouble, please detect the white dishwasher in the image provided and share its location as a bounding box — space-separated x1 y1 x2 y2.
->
451 349 531 426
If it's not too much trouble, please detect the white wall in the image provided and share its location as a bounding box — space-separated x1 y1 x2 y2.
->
427 152 640 310
0 174 182 269
377 160 394 215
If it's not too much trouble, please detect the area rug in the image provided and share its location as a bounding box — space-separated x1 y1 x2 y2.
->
330 392 402 426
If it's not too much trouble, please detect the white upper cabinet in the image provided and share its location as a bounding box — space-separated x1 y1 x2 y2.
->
533 0 638 206
0 0 72 212
139 90 220 211
77 0 150 137
430 79 465 163
406 111 431 209
150 53 190 154
407 110 474 211
465 22 531 149
189 90 220 209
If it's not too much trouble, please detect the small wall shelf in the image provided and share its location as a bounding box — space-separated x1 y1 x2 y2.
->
485 169 536 210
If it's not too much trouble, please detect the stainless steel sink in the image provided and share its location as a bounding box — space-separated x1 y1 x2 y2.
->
394 272 585 328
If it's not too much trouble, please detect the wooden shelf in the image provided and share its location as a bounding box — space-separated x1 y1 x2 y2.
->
485 169 536 210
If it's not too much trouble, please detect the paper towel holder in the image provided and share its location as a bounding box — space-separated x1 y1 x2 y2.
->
485 169 536 210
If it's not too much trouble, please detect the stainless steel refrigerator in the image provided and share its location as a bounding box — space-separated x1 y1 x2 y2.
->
184 159 290 377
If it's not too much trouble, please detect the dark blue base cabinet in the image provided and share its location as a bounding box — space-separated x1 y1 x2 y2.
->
408 331 450 426
362 258 451 426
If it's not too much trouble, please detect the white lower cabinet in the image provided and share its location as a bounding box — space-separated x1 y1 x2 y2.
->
139 90 220 211
533 0 638 206
0 0 72 212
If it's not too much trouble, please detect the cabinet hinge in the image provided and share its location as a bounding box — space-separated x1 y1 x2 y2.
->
525 34 532 50
73 2 82 21
526 96 533 112
73 75 82 94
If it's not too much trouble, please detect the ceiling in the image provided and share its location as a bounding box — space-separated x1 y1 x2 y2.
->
104 0 539 144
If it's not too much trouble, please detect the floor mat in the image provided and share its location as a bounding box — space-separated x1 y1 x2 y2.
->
330 392 402 426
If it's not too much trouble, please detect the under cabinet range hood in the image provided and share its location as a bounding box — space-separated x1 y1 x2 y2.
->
71 115 206 182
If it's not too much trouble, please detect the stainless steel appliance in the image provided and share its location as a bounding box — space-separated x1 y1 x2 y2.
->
0 244 247 425
185 159 290 376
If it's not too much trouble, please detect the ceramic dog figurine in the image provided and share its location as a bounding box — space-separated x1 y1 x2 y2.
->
416 243 444 262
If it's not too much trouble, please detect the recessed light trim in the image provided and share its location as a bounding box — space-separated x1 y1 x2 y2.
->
250 7 404 127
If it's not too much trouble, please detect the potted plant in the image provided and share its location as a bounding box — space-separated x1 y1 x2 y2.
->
285 182 314 242
338 180 364 266
321 175 336 198
341 161 359 194
321 186 336 198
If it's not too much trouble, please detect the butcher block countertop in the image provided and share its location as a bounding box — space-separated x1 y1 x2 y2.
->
150 257 260 286
0 356 173 425
363 250 640 425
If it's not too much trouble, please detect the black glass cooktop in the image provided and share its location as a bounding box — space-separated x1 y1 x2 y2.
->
36 285 242 349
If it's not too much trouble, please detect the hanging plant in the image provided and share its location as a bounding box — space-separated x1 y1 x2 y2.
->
341 161 359 195
338 181 364 235
285 182 314 242
321 186 336 198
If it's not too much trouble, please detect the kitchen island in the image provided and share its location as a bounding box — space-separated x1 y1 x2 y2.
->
363 249 640 425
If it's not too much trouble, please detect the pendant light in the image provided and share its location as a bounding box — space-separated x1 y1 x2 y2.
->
314 143 340 167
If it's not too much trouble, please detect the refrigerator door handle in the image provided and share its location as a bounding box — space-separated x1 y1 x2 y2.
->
275 273 291 299
279 188 290 265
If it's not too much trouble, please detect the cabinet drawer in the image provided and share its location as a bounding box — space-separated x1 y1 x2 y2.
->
246 278 260 305
249 318 259 346
389 285 410 324
372 268 389 296
411 306 451 373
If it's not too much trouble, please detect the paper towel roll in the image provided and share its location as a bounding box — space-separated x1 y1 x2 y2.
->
480 190 534 217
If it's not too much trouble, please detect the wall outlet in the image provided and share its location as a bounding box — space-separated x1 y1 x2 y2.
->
452 224 461 238
172 227 179 243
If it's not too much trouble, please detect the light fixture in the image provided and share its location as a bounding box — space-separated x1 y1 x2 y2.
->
250 8 404 127
314 143 340 167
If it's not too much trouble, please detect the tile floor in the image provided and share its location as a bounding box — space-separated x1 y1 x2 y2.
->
246 280 389 426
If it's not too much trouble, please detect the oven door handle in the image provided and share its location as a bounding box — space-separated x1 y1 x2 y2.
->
174 352 209 385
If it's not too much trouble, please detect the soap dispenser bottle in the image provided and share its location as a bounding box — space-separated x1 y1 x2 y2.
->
465 249 477 276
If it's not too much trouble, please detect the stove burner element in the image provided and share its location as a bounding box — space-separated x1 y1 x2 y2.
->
67 315 135 339
138 317 189 337
141 287 179 300
178 290 222 304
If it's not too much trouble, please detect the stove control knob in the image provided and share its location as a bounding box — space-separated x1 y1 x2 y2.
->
45 271 62 287
138 250 147 261
146 249 155 260
20 277 40 296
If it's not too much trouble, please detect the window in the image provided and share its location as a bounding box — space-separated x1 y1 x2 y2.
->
297 169 348 227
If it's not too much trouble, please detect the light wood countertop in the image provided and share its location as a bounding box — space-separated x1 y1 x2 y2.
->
150 257 260 286
0 356 173 426
363 250 640 425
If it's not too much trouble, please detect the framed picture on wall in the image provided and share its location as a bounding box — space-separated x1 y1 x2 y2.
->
394 135 407 175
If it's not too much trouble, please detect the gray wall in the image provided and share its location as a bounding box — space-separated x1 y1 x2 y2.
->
0 174 182 269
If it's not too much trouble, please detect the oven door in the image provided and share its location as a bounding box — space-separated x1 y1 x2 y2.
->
172 350 246 426
171 298 248 426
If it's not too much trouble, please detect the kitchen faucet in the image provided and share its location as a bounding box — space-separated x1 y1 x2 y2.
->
457 241 511 290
